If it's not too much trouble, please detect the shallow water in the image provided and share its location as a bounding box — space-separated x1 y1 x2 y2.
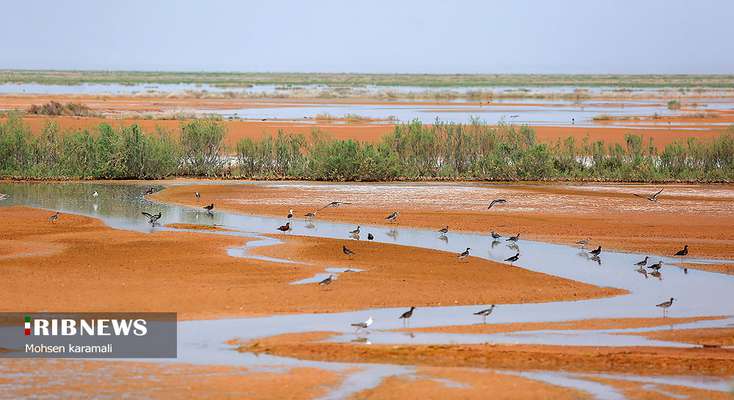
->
1 181 732 397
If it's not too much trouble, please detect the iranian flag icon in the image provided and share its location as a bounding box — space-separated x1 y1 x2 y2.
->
24 315 31 336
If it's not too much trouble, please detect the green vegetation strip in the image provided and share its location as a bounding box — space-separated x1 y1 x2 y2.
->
0 116 732 182
1 70 734 88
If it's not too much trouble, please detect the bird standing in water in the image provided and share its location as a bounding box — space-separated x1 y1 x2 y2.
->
203 203 215 215
474 305 496 323
399 306 415 326
504 253 520 264
656 297 675 317
142 211 162 226
634 256 649 267
506 233 520 242
674 245 688 256
367 233 374 241
351 316 373 332
438 226 449 235
277 222 291 233
490 231 501 239
589 246 602 256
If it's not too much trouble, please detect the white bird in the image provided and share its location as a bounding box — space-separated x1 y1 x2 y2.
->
351 316 373 332
92 191 99 198
287 209 294 219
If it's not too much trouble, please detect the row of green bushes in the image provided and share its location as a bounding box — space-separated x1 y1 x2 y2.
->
1 115 732 181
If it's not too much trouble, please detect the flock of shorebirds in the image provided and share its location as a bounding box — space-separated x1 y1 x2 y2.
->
35 185 689 331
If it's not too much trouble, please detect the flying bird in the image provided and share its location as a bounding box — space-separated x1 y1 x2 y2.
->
142 211 162 226
320 201 351 210
634 188 663 202
385 211 400 223
488 199 507 209
674 245 688 256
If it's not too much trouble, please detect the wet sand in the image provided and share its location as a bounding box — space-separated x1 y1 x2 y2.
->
586 376 732 400
0 359 342 399
634 327 734 347
238 331 734 377
0 207 616 319
5 114 729 150
154 182 734 272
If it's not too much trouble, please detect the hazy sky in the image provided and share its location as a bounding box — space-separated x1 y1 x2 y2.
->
2 0 732 74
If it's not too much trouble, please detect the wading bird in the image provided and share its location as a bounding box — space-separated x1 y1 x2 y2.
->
506 233 520 242
458 248 471 261
277 222 291 233
488 199 507 209
399 307 415 326
438 226 449 235
656 297 675 317
589 246 602 256
144 187 156 195
576 238 590 249
287 209 294 219
504 253 520 264
318 274 334 286
351 316 373 332
367 233 374 241
320 201 351 210
474 305 495 323
634 256 649 267
342 245 355 258
385 211 400 223
203 203 215 214
48 211 60 223
92 191 99 198
674 245 688 256
304 211 317 220
490 231 501 239
349 226 361 236
142 211 162 226
634 188 663 202
647 261 663 271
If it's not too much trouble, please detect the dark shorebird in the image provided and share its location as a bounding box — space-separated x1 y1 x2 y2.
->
634 256 649 267
342 245 355 258
474 304 496 323
648 261 663 271
287 209 294 219
399 306 415 326
142 211 162 226
490 231 501 239
367 233 374 241
576 238 590 249
589 246 602 256
488 199 507 209
656 297 675 317
203 203 215 214
320 201 351 210
458 248 471 261
438 226 449 235
277 222 291 233
351 316 373 332
195 192 201 200
634 188 663 202
318 274 334 286
674 245 688 256
349 226 361 236
48 211 60 223
304 211 317 220
385 211 400 223
144 187 156 195
506 233 520 242
504 253 520 264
